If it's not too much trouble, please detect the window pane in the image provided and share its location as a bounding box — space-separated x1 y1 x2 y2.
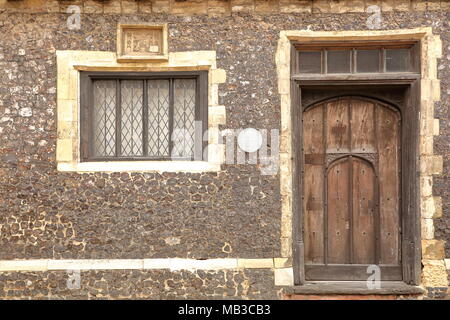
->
356 49 380 73
386 48 411 72
173 79 196 159
147 80 170 157
121 80 144 156
327 50 351 73
93 80 116 157
299 51 322 73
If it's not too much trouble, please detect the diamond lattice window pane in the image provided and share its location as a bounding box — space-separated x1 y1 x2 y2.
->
120 80 144 156
147 80 170 157
93 80 116 157
173 79 196 159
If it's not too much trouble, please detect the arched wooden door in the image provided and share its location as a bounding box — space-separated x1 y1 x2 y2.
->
302 96 402 281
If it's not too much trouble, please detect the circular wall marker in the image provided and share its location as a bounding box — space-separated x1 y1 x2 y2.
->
238 128 263 153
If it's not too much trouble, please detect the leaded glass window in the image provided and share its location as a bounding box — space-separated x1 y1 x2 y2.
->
80 72 208 161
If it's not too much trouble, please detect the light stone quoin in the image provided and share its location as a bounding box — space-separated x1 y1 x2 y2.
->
56 50 227 173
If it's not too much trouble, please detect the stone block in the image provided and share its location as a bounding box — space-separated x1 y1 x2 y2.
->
421 218 434 240
274 257 292 268
208 0 231 16
279 0 312 13
422 259 448 287
84 0 103 14
274 267 294 286
422 240 445 260
211 69 227 84
170 0 208 15
255 0 279 13
237 259 274 269
231 0 254 13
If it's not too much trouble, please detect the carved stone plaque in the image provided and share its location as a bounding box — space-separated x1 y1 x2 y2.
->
117 23 168 62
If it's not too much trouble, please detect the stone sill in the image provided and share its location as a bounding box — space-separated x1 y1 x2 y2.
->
281 281 425 295
57 161 221 173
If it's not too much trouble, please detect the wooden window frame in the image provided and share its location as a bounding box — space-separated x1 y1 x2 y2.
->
80 71 208 162
295 41 419 75
290 41 422 286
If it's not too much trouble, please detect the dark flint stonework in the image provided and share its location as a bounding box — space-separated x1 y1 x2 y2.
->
0 269 278 299
0 10 448 298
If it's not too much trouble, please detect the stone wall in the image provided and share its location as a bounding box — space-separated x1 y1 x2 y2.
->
0 0 449 299
0 268 279 299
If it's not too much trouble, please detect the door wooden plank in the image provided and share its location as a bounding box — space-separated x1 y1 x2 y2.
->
377 106 400 265
351 99 376 153
304 104 324 154
303 104 325 264
304 165 325 263
327 158 350 264
326 99 350 153
352 158 376 264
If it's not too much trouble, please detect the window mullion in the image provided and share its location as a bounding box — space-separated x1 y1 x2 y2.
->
115 79 122 157
168 78 174 159
143 80 149 157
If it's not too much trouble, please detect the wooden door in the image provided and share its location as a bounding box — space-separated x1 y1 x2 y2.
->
303 96 401 281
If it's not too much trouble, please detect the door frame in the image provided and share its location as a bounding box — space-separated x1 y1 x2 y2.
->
290 59 422 285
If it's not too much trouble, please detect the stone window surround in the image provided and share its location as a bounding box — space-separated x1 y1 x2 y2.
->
56 50 226 173
275 27 446 289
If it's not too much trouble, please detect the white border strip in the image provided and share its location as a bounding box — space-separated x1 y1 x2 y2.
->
0 258 279 272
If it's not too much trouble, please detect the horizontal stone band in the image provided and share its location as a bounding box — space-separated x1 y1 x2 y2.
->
0 258 292 272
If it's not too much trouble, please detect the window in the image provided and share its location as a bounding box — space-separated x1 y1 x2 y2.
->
80 71 208 161
295 42 416 74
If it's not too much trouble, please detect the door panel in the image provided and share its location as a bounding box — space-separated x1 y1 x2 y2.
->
352 158 376 264
351 100 376 153
303 96 401 281
303 104 325 264
327 158 350 264
377 106 400 264
326 99 350 153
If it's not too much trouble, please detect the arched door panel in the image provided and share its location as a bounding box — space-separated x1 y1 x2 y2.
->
302 96 401 281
